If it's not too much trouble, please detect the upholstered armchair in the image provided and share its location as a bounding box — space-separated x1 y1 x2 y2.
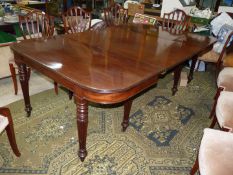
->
191 128 233 175
210 90 233 131
0 107 20 157
208 67 233 120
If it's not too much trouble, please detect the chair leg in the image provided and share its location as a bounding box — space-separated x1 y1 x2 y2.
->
68 90 73 100
54 81 58 95
1 108 21 157
190 156 199 175
188 56 198 84
209 114 217 128
221 127 230 132
209 87 224 119
9 63 18 95
27 67 31 80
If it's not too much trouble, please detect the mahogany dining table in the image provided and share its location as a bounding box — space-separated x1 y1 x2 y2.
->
10 24 216 161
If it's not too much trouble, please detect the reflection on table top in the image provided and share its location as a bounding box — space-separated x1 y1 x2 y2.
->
11 24 216 93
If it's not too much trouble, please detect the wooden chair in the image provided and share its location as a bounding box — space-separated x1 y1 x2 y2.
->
103 3 128 27
188 30 233 84
61 6 92 99
208 67 233 120
161 9 191 95
0 107 20 157
162 9 190 34
9 10 58 95
191 128 233 175
62 6 91 34
209 89 233 131
191 67 233 174
18 10 55 39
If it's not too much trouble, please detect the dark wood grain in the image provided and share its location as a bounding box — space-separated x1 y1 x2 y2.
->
11 24 216 161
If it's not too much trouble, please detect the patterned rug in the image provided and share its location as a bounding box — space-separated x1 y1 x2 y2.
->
0 70 216 175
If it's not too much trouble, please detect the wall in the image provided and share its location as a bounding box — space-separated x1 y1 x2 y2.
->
0 46 13 78
161 0 195 16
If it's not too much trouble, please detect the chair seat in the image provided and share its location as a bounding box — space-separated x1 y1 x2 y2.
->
216 91 233 130
199 50 220 62
217 67 233 91
0 115 9 133
223 53 233 67
199 128 233 175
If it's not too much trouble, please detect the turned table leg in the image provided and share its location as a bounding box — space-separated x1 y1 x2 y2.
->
18 63 32 117
121 99 133 132
172 63 183 96
74 94 88 162
188 56 198 84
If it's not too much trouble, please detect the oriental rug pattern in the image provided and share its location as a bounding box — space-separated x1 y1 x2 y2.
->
0 71 216 175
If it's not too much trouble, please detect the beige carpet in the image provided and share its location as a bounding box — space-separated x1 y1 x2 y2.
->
0 71 216 175
0 72 54 107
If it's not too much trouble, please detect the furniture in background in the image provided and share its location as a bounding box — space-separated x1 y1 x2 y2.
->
191 128 233 175
62 6 91 34
62 6 92 99
162 9 191 34
9 10 58 95
127 3 144 17
103 3 127 26
188 29 233 83
143 2 162 16
161 9 192 95
0 107 20 157
11 24 215 162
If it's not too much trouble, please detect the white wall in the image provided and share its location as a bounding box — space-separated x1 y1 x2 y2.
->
0 46 14 78
161 0 195 17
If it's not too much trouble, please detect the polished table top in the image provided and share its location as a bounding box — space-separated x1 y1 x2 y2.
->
11 24 216 161
11 24 215 97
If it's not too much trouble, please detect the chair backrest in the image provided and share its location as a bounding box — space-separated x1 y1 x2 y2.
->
62 6 91 34
18 10 54 40
162 9 190 34
103 3 127 26
216 30 233 69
